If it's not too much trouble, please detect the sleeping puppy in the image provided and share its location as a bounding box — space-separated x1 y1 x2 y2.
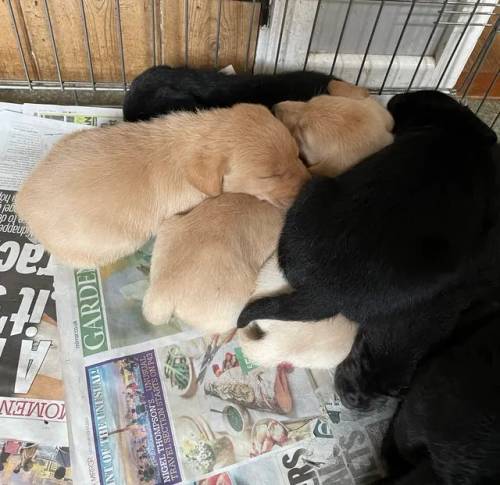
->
239 82 392 367
16 104 309 268
238 254 358 368
142 194 282 333
378 292 500 485
237 91 498 406
123 65 335 121
273 81 394 177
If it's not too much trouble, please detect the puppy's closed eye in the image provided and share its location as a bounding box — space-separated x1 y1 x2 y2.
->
258 173 284 180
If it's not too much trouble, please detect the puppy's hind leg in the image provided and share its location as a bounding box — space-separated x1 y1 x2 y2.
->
237 289 337 328
142 286 175 326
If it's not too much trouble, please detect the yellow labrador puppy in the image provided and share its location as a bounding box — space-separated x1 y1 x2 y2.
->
16 104 308 268
143 194 281 333
273 80 394 177
238 254 358 369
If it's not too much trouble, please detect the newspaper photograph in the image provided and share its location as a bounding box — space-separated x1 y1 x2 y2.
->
193 393 395 485
0 438 71 483
156 331 323 481
86 349 181 485
75 242 196 356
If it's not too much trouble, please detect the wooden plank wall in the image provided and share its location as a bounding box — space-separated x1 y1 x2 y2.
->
0 0 260 84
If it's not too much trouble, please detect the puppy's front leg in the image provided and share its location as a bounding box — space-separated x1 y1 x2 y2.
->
237 289 338 327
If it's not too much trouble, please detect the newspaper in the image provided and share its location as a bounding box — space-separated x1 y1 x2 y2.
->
0 97 396 484
22 104 123 128
55 261 395 485
52 170 395 483
0 105 123 483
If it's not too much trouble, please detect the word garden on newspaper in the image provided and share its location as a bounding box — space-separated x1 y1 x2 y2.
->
0 100 395 485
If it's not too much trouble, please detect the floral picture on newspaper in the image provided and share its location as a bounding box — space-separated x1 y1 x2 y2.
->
157 330 323 481
84 330 326 484
0 439 71 483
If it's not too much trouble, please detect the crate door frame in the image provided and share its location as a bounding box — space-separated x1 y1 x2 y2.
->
253 0 496 91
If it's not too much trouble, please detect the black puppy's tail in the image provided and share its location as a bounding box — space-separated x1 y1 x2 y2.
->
237 290 337 328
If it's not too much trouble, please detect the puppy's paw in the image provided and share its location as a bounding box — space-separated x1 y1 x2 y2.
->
142 289 173 326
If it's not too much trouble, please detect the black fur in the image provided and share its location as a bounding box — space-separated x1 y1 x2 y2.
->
377 294 500 485
237 91 499 408
123 65 334 121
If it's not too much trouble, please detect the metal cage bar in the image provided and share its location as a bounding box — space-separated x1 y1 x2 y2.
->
245 0 257 72
6 0 32 90
329 0 354 76
151 0 157 66
273 0 290 74
476 67 499 113
379 0 417 94
79 0 95 90
407 0 449 91
460 16 498 99
251 0 264 73
303 0 322 71
435 0 482 90
356 0 386 85
114 0 127 90
184 0 189 67
43 0 64 91
214 0 223 69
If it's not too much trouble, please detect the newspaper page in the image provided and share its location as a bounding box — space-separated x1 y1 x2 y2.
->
0 105 123 483
56 256 396 484
22 104 123 128
0 111 92 483
0 102 23 114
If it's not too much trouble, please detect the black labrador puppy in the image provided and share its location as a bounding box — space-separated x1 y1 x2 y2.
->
378 292 500 485
237 91 499 408
123 65 334 121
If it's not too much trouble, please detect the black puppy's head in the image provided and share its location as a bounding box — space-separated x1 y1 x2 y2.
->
334 333 385 412
388 90 497 145
334 330 407 412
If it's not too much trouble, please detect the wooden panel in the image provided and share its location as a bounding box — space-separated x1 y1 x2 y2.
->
0 0 260 83
118 0 154 81
9 0 41 80
16 0 58 81
47 0 92 82
0 1 26 79
163 0 260 73
218 0 260 72
81 0 121 82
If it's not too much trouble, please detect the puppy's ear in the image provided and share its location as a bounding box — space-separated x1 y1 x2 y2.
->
328 80 369 99
186 153 227 197
273 101 304 130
